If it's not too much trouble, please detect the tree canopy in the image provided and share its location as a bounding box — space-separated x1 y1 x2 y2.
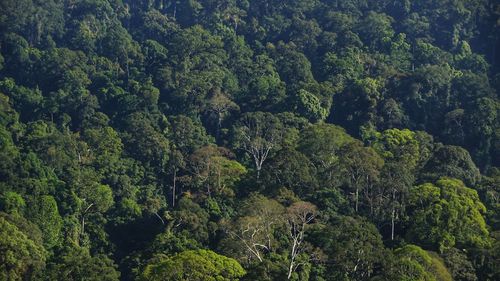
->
0 0 498 280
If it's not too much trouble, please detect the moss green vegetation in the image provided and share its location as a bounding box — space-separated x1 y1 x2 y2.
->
0 1 499 280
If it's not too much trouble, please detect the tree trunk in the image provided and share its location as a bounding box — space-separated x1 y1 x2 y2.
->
216 112 222 140
287 261 294 279
172 169 177 207
287 240 297 279
81 216 85 237
391 208 395 241
355 187 359 213
391 189 396 240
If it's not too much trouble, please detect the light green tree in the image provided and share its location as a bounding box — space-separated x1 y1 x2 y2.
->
408 178 490 251
0 216 46 281
142 249 245 281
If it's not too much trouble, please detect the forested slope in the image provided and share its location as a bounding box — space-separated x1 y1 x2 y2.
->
0 1 499 280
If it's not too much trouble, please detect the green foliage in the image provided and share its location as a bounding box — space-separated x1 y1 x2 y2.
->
313 216 386 280
122 112 169 167
0 191 25 215
142 249 246 281
0 215 46 281
44 246 120 281
408 178 490 251
295 89 329 122
148 231 201 256
421 145 481 186
384 245 452 281
187 145 246 197
26 195 62 249
0 124 19 178
339 141 384 213
261 148 317 197
0 1 497 280
298 123 354 185
222 193 285 263
357 12 394 49
442 248 477 281
172 197 210 243
469 231 500 281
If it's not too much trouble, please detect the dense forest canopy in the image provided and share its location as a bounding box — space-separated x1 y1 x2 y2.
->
0 0 499 280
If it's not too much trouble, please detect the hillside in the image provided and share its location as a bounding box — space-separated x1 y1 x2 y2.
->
0 1 499 280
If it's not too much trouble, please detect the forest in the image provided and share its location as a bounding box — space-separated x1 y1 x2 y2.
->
0 0 499 280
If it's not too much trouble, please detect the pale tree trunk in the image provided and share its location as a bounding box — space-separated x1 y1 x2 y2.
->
172 169 177 207
391 208 395 241
355 187 359 213
286 202 316 279
288 257 294 278
80 203 94 242
391 189 396 241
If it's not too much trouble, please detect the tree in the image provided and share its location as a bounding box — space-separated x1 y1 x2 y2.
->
314 216 386 281
377 162 412 241
383 245 452 281
233 112 283 179
469 231 500 281
44 246 120 281
331 77 384 133
241 54 287 112
463 97 498 169
83 126 124 176
165 25 233 114
321 47 365 86
370 128 421 168
0 216 46 281
407 178 490 251
285 201 318 279
122 113 169 168
368 128 422 238
339 141 384 213
0 124 19 181
168 115 213 155
224 194 285 263
187 145 246 197
203 88 239 139
0 0 64 45
385 33 412 71
172 198 210 243
0 78 43 122
477 169 500 229
0 1 497 280
442 248 477 281
74 169 114 243
141 249 246 281
294 89 329 122
357 12 394 49
147 230 201 258
271 42 317 91
260 147 317 197
26 195 62 250
0 192 25 215
421 145 481 186
298 123 355 187
166 149 185 207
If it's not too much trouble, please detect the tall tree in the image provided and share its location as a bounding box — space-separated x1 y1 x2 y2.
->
224 194 285 263
339 141 384 213
141 249 246 281
233 112 283 179
407 178 490 252
285 201 318 279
